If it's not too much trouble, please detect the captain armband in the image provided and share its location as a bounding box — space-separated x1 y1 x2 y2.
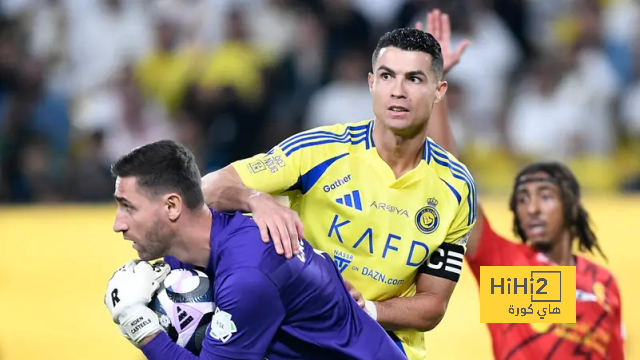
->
418 242 466 282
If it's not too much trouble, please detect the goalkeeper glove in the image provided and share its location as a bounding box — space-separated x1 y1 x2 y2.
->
105 260 170 345
364 300 378 321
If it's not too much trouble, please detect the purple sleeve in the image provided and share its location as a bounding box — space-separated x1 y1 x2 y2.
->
200 267 285 359
142 332 235 360
142 268 285 360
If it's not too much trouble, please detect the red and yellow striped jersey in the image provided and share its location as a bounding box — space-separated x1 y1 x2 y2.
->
467 217 625 360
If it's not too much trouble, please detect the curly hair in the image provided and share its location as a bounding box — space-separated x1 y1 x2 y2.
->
508 162 606 260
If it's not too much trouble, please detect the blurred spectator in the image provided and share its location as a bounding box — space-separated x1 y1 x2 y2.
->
526 0 575 51
72 131 113 202
80 67 175 165
554 38 620 158
492 0 534 61
66 0 151 96
25 0 69 94
136 17 200 116
200 7 269 104
620 51 640 143
321 0 374 77
270 9 329 136
0 27 70 203
505 56 583 160
304 50 372 129
619 48 640 192
352 0 403 31
247 0 298 61
438 1 523 148
151 0 214 51
444 82 468 147
193 7 273 169
70 63 181 200
1 0 640 202
394 0 430 29
602 0 640 85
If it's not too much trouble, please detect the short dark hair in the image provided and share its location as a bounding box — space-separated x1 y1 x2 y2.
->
111 140 204 210
372 28 444 79
509 162 606 260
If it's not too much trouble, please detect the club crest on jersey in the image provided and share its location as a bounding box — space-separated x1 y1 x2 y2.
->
247 160 267 173
333 250 353 273
415 198 440 234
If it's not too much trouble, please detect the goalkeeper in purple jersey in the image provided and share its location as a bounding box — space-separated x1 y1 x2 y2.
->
104 140 406 360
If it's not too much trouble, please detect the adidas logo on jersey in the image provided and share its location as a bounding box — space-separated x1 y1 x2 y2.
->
335 190 362 211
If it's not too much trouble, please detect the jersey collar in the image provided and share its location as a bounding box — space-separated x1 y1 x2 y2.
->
535 251 580 268
367 120 430 188
368 120 431 163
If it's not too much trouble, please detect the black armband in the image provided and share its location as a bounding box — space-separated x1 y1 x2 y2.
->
418 243 465 282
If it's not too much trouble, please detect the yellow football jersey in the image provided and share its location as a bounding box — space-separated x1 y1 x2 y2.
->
232 119 477 360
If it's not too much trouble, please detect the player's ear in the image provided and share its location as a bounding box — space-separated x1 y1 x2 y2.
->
368 72 374 92
165 193 182 222
435 80 448 103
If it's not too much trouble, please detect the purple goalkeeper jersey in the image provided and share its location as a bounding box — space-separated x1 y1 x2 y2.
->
142 210 406 360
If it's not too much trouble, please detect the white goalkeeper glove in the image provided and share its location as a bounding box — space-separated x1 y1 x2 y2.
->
364 300 378 321
105 260 171 345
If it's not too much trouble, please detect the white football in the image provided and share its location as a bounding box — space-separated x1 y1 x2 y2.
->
148 268 214 355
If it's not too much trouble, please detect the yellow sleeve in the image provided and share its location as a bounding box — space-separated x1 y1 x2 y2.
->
231 122 360 196
231 145 302 196
443 174 477 253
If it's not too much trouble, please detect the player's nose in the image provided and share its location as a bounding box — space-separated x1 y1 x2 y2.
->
526 196 541 215
112 216 129 233
390 79 407 98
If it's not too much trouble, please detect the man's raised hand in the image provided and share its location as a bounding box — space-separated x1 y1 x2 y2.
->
416 9 470 75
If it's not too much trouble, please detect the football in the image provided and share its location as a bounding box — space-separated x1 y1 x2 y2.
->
148 268 214 355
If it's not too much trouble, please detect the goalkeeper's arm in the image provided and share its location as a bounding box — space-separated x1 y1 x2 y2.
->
141 268 285 360
141 332 205 360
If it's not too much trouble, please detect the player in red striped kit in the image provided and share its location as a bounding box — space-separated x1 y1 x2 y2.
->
423 9 625 360
464 162 625 360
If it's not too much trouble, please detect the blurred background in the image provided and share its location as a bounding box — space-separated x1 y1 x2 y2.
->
0 0 638 359
1 0 639 200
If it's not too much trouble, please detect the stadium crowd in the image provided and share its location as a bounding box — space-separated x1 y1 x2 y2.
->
1 0 639 204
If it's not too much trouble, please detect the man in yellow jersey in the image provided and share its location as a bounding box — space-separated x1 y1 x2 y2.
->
201 22 473 360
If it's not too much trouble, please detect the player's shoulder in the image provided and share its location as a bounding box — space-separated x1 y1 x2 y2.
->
576 255 620 287
424 138 476 219
215 211 261 241
213 211 264 258
424 137 474 189
274 119 375 159
213 211 287 272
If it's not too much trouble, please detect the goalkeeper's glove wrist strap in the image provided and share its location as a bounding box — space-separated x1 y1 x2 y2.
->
364 300 377 321
118 306 164 345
